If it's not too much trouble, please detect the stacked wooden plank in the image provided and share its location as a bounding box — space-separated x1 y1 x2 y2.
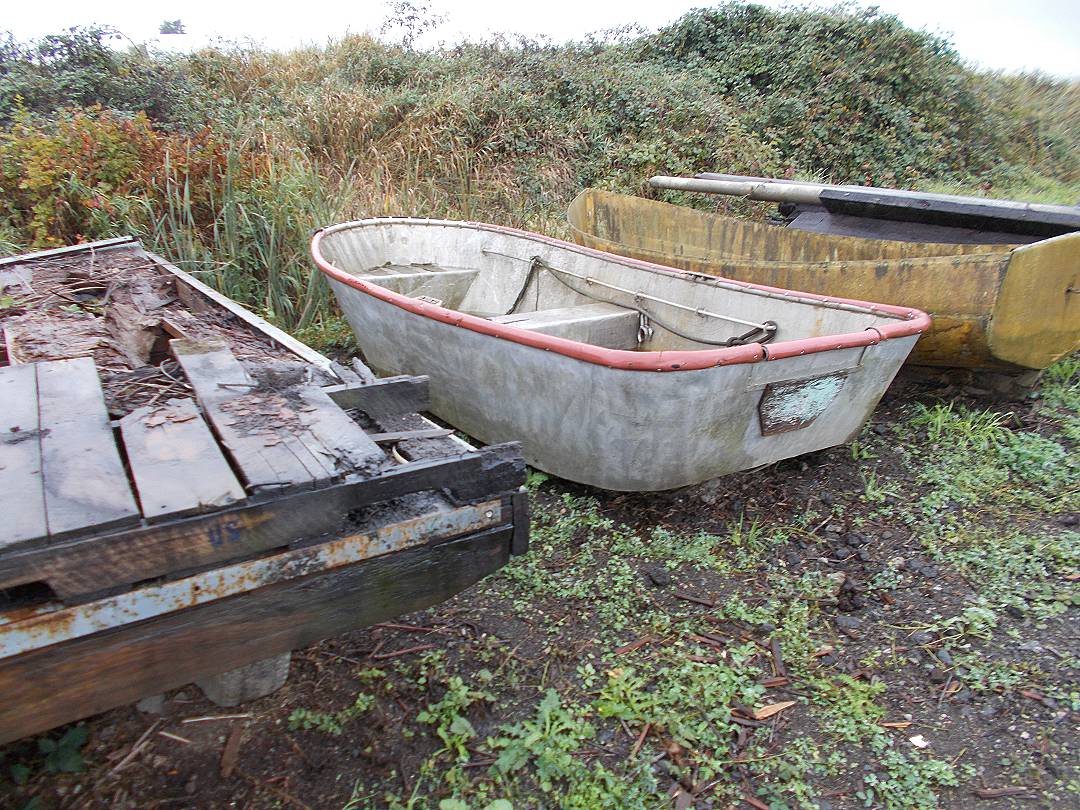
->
0 238 528 744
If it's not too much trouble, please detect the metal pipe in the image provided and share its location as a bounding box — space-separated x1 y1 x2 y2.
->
649 175 823 205
656 173 1080 217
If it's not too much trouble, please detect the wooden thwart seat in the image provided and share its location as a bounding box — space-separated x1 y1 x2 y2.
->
490 302 640 349
357 264 478 308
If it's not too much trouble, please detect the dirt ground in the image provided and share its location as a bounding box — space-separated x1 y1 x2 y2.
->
2 363 1077 810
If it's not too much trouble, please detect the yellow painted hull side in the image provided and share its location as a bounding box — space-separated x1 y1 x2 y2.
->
567 190 1080 370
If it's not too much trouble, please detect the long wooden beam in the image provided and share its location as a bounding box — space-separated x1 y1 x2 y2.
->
0 527 512 744
1 500 503 657
0 443 525 598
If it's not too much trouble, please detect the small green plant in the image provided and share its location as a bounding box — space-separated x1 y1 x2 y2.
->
417 675 493 762
861 468 898 504
859 749 965 810
288 692 375 735
910 402 1007 449
954 652 1032 692
36 725 88 774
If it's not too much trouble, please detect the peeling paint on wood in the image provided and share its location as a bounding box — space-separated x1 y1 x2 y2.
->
0 500 502 657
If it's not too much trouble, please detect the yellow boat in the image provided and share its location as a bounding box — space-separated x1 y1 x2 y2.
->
567 189 1080 370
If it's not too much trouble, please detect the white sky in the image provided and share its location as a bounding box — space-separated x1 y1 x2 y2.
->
5 0 1079 77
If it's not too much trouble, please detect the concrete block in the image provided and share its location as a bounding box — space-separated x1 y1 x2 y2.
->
195 652 291 707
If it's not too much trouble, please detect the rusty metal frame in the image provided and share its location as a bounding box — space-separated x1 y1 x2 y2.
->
0 500 502 658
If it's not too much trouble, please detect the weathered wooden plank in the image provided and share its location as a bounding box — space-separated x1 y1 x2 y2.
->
36 358 140 540
0 442 526 597
172 340 386 491
0 527 512 744
0 364 47 548
292 385 386 480
172 340 321 491
323 375 431 416
119 398 246 521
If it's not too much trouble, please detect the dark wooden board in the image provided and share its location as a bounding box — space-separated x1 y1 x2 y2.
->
510 490 530 556
0 443 526 597
819 188 1080 238
324 375 430 417
119 398 246 521
293 384 387 479
0 527 512 744
36 358 140 541
0 363 46 549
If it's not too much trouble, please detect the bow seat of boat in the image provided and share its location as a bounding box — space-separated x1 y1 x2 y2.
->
356 263 479 309
489 302 639 349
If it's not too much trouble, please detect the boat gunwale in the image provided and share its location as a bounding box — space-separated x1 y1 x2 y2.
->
565 189 1019 266
564 221 1017 272
311 218 931 373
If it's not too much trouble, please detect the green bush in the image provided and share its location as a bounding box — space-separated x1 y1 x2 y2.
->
0 27 209 128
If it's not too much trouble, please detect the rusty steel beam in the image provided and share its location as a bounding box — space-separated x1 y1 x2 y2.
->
0 500 502 658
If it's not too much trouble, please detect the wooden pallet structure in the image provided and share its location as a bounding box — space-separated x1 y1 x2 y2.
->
0 238 528 744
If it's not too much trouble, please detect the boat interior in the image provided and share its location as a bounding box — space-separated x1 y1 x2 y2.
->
322 221 915 353
567 189 1017 264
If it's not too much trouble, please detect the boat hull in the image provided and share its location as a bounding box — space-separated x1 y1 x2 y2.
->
329 279 914 490
568 190 1080 370
315 219 925 491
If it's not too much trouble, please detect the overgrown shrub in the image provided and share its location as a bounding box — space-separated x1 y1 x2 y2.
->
0 27 209 128
0 106 233 246
1 5 1077 328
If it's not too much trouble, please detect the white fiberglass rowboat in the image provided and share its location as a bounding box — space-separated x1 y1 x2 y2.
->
312 219 930 491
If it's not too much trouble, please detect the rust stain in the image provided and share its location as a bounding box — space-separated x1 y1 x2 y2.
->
0 500 504 658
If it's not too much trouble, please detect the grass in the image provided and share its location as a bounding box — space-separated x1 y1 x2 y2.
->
321 356 1079 808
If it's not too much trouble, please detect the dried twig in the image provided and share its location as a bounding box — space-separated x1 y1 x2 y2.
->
630 723 651 758
973 787 1036 799
769 637 788 678
672 592 716 608
614 635 654 655
107 719 163 776
370 643 437 660
157 730 194 745
182 714 253 724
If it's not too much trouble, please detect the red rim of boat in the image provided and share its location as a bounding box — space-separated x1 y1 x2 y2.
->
311 219 931 373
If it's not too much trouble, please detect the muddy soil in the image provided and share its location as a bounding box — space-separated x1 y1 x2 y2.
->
1 367 1077 810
